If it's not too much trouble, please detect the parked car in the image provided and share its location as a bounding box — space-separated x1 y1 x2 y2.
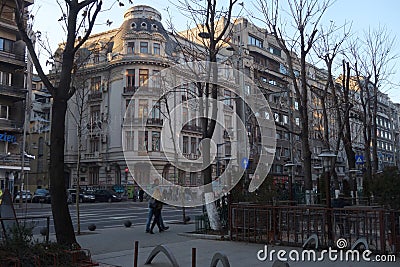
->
14 190 32 203
31 189 51 203
93 189 122 202
68 189 95 203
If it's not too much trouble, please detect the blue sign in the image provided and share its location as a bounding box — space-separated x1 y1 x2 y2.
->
0 132 16 143
355 155 364 165
241 157 249 169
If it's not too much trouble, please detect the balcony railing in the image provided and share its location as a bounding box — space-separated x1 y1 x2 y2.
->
182 124 202 133
0 119 23 132
0 154 30 168
146 118 163 126
123 86 138 94
0 50 26 66
0 84 26 99
88 91 102 101
183 153 199 160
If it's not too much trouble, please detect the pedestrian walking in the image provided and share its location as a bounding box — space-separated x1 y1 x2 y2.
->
139 189 144 202
149 187 163 234
145 179 169 233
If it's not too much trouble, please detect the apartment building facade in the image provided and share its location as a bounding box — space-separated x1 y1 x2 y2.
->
0 0 34 195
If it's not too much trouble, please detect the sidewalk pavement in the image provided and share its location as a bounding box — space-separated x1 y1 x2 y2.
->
76 223 399 267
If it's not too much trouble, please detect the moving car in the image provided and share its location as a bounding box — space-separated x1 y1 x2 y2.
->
14 190 32 203
31 189 51 203
93 189 122 202
68 188 95 203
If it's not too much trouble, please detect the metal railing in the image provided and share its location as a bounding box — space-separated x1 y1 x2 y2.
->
0 215 50 243
229 203 400 253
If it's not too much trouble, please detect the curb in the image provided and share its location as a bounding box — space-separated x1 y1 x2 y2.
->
178 232 229 241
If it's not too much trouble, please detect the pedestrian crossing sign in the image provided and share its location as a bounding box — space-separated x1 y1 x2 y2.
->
355 155 364 164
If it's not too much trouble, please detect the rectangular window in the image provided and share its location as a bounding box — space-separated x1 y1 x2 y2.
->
90 76 101 91
90 105 101 125
125 131 134 151
89 167 99 185
0 105 9 119
89 138 99 153
223 90 232 107
152 131 160 151
224 115 232 129
125 99 134 119
274 113 280 122
295 117 300 126
294 101 299 110
225 141 232 156
140 42 148 53
138 131 148 151
153 43 160 55
284 132 290 140
282 115 288 124
268 45 281 57
152 70 161 88
151 101 161 119
248 35 263 48
0 38 14 53
0 71 12 86
191 137 197 155
183 136 189 154
126 69 135 88
138 99 148 118
139 69 149 86
128 42 135 53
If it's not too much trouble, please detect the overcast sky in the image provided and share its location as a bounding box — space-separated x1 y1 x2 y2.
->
34 0 400 103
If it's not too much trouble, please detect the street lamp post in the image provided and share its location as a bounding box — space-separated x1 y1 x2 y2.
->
318 149 336 245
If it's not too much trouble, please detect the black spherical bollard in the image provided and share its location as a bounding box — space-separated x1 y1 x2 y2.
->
88 224 96 231
185 216 191 222
40 227 49 236
124 220 132 228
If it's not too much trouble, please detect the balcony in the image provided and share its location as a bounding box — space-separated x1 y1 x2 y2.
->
0 50 26 67
146 118 163 126
182 124 202 133
88 91 102 101
0 154 30 169
0 84 26 99
183 153 199 160
123 86 138 95
0 119 23 132
83 152 101 160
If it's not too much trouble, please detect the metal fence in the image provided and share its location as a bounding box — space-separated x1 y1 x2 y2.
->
229 203 400 254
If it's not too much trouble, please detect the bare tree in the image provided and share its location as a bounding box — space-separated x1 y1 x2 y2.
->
257 0 332 204
168 0 238 230
313 22 351 193
14 0 126 246
347 26 397 179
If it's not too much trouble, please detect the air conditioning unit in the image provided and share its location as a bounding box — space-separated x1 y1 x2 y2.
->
94 151 100 157
105 165 111 172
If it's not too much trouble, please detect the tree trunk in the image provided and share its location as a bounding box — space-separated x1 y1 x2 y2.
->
50 98 76 245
